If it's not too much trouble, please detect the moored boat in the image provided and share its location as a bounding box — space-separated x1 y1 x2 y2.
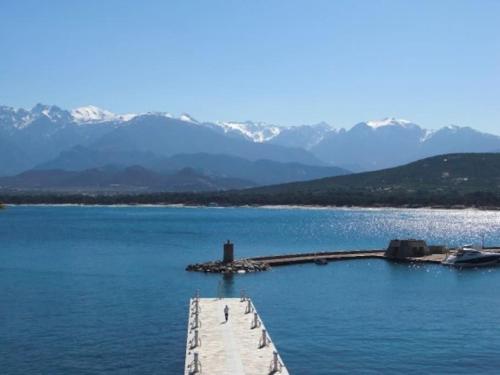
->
442 245 500 267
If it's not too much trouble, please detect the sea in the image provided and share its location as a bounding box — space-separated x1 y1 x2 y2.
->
2 205 500 374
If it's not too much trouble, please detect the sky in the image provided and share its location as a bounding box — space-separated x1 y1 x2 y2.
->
0 0 499 132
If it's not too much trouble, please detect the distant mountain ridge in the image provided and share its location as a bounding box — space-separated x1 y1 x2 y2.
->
0 104 323 176
311 120 500 171
1 104 500 178
0 166 255 193
88 114 320 165
36 148 348 186
208 117 500 171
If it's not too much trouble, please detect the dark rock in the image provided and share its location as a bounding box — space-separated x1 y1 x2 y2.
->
186 259 269 274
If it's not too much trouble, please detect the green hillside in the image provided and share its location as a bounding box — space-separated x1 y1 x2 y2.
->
225 153 500 207
251 153 500 194
2 153 500 208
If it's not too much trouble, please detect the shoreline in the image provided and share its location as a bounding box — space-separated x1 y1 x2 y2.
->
3 202 500 212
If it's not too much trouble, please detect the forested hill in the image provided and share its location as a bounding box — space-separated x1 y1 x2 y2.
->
2 153 500 208
248 153 500 195
223 153 500 206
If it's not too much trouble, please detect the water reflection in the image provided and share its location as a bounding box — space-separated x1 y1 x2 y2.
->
218 273 235 298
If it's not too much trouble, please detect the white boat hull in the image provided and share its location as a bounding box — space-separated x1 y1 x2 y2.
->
442 250 500 268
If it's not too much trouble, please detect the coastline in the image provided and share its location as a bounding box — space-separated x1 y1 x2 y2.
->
2 186 499 210
3 202 500 212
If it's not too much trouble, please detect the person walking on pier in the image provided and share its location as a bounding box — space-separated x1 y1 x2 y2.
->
224 305 229 322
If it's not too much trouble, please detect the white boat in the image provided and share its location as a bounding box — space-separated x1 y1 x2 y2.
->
442 245 500 267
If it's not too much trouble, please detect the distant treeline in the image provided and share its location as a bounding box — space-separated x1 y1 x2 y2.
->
3 153 500 209
1 189 500 209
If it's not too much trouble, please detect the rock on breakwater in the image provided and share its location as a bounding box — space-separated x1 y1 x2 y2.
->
186 259 270 273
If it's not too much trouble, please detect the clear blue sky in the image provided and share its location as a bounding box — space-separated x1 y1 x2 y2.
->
1 0 499 132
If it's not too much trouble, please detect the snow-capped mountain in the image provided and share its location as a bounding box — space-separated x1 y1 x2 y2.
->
211 120 336 148
311 119 425 171
0 104 72 130
0 104 323 176
214 121 282 142
0 103 195 129
71 105 137 123
365 117 415 129
311 118 500 171
1 103 500 177
419 125 500 158
179 113 198 124
0 105 31 130
0 104 130 175
269 122 337 150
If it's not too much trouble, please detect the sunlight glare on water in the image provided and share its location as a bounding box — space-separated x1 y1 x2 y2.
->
2 206 500 374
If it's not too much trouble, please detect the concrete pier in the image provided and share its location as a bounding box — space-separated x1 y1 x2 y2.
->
250 249 386 266
184 297 289 375
251 250 448 265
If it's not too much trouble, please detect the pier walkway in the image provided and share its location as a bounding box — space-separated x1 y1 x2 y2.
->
184 297 288 375
247 247 500 267
249 249 386 266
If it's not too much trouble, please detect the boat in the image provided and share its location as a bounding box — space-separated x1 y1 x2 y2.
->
442 245 500 267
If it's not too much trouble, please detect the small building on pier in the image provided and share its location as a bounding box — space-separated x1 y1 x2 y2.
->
385 239 431 259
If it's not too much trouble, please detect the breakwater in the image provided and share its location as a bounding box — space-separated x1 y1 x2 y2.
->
186 245 500 273
186 249 448 273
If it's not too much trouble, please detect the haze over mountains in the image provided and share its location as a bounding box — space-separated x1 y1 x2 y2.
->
1 103 499 192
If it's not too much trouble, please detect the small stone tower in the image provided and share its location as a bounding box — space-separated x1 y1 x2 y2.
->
385 239 430 259
223 240 234 263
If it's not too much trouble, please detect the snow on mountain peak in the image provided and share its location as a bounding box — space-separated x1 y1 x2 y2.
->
179 113 198 123
27 104 73 126
365 117 413 129
71 105 137 123
420 129 435 142
215 121 282 142
71 105 114 122
0 106 30 129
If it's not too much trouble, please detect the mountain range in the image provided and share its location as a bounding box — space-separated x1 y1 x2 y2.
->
0 152 347 192
35 149 347 185
0 104 322 177
1 104 500 189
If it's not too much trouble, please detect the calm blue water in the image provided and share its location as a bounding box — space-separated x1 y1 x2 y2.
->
2 206 500 374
